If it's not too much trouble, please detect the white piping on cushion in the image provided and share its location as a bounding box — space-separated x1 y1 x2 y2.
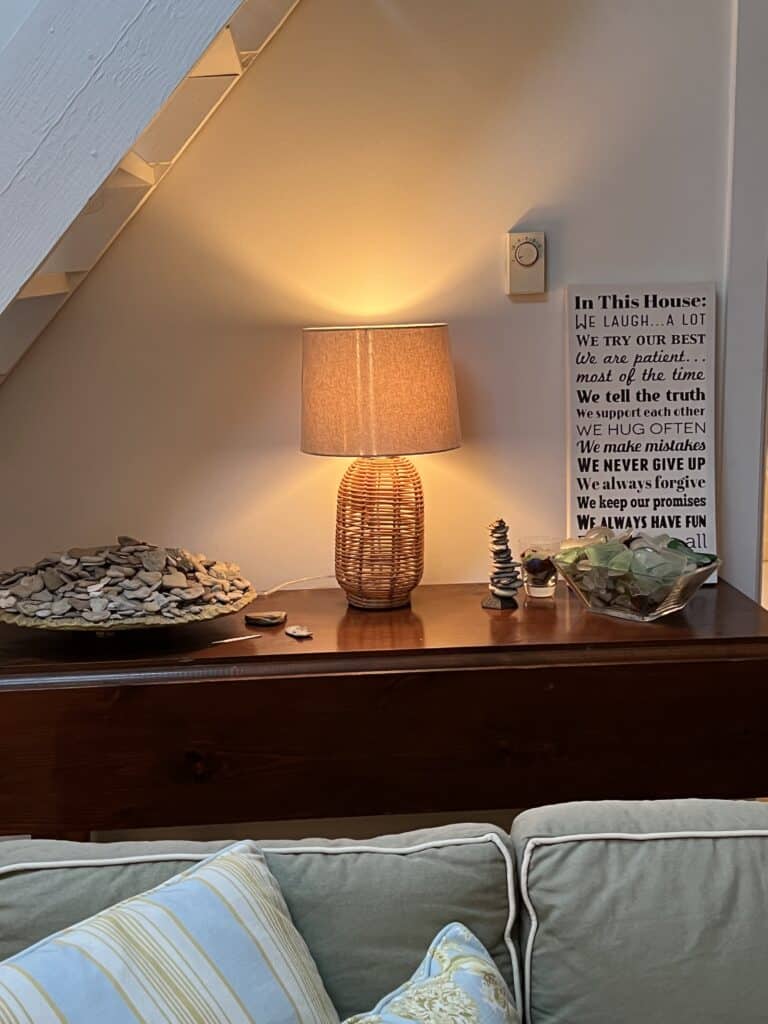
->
268 833 522 1015
520 829 768 1024
0 833 522 1014
0 853 208 876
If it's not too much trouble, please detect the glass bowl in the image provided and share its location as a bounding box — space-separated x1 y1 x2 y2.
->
553 533 720 622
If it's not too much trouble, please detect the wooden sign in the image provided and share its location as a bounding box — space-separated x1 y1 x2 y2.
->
566 283 717 556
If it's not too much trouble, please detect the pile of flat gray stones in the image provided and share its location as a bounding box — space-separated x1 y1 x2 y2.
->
0 537 255 629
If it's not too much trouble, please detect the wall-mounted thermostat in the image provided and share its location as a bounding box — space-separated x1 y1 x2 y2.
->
506 230 546 295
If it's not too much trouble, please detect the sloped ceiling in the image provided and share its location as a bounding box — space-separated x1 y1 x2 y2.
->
0 0 301 384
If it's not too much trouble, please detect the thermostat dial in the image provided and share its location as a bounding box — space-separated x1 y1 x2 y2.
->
514 240 539 267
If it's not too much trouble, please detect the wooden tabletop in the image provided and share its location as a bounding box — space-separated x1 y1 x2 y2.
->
1 581 767 690
2 580 768 834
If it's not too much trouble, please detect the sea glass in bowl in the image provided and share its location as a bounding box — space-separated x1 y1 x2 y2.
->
553 529 720 622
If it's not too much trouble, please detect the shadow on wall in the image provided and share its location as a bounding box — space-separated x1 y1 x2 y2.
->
0 0 729 586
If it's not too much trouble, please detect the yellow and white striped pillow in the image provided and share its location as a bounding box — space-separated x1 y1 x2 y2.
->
0 840 339 1023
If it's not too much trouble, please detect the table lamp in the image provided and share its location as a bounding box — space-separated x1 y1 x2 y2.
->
302 323 461 609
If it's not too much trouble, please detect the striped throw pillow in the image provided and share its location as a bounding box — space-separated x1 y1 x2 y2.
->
0 840 339 1023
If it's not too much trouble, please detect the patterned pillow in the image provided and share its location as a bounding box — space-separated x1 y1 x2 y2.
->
343 922 520 1024
0 840 339 1024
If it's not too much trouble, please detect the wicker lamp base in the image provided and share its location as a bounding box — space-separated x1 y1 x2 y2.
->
335 456 424 610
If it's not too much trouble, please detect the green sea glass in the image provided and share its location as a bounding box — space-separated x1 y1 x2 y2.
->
554 529 719 622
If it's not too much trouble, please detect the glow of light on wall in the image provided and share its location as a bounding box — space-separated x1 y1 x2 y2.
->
190 217 500 323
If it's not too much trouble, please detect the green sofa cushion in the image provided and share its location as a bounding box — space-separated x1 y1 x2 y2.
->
511 799 768 1024
0 823 518 1018
0 841 339 1024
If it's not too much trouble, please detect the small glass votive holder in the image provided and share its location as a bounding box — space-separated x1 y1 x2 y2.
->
519 537 559 598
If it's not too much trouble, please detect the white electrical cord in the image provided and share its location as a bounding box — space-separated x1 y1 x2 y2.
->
209 576 335 646
252 574 334 599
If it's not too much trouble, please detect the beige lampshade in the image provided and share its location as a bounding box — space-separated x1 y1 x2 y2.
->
301 324 461 456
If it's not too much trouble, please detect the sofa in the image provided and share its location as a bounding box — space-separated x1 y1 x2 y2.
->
2 798 768 1022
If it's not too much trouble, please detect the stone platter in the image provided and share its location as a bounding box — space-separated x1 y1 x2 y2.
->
0 537 258 632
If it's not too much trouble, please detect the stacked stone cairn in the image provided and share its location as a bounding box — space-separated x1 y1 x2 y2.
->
0 537 256 630
482 519 523 610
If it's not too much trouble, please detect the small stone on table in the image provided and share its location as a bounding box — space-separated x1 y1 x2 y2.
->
285 625 313 640
245 611 287 627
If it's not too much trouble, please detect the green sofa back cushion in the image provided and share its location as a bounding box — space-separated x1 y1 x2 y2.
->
0 823 518 1018
512 799 768 1024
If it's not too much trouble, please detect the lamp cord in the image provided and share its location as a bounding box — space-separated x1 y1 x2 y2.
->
254 575 335 599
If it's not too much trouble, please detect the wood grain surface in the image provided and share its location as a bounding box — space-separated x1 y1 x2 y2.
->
1 582 767 836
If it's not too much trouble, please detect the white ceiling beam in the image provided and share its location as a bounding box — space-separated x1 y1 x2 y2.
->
0 0 243 316
40 190 152 274
229 0 301 54
17 273 71 300
189 26 242 77
0 292 69 375
110 151 158 188
133 76 235 165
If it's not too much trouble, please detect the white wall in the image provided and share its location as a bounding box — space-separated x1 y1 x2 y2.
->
0 0 734 593
721 0 768 601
